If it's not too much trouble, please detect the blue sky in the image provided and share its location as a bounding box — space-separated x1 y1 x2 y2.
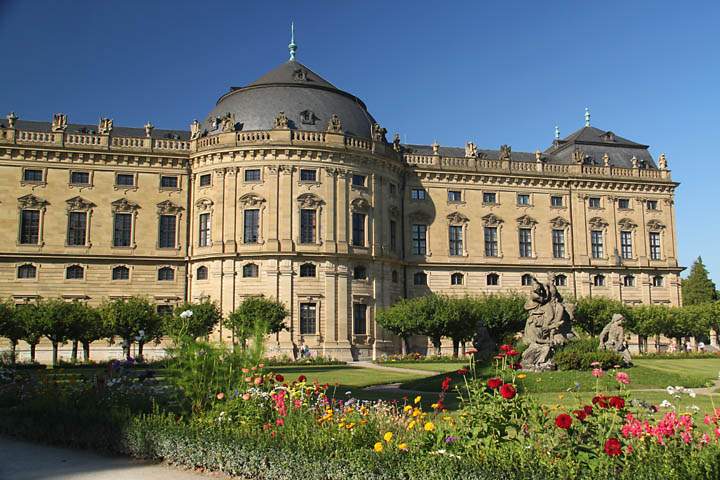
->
1 0 718 283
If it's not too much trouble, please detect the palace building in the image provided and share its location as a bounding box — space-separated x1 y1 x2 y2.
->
0 45 681 360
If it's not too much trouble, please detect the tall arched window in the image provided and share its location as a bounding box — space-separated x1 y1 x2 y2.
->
243 263 259 278
112 266 129 280
17 264 37 279
196 266 208 280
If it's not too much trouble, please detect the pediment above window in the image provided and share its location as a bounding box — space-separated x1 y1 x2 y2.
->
447 212 469 225
350 197 372 212
588 216 608 230
156 200 183 215
550 216 569 229
647 219 666 232
66 196 95 212
111 198 140 213
482 213 503 226
195 198 214 211
297 193 324 209
238 193 266 207
516 215 537 227
17 194 49 209
618 218 637 230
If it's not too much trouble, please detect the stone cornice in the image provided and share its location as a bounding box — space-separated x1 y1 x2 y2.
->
0 145 188 170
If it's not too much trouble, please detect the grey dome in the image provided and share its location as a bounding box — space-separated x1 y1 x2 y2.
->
203 60 377 139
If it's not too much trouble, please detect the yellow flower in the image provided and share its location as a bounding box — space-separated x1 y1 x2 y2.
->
338 422 345 428
517 374 527 379
384 431 393 443
414 395 421 404
424 421 435 432
408 420 416 430
412 409 421 417
431 403 439 409
398 443 409 451
373 442 383 453
403 405 412 413
346 422 355 430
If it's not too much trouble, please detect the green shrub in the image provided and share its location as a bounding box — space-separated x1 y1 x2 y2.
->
554 338 623 370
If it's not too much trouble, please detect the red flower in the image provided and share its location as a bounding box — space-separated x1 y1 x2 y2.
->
583 405 593 415
573 409 587 421
297 375 307 382
275 374 284 382
555 413 572 429
604 438 622 456
499 344 512 352
465 348 478 355
609 396 625 409
457 368 469 375
441 376 452 392
507 350 519 357
487 377 503 389
592 395 608 408
511 362 522 370
276 418 285 427
499 383 516 400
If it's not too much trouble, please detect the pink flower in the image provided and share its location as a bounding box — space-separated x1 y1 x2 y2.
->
590 361 601 367
276 418 284 426
592 368 604 378
615 372 630 385
242 393 251 401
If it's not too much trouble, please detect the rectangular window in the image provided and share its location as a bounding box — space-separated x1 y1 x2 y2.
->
550 195 563 207
70 171 90 185
243 209 260 244
647 200 658 211
389 183 397 195
160 175 178 189
198 213 211 247
618 198 630 209
19 210 40 244
552 229 565 258
449 225 463 256
483 192 497 204
620 231 633 259
517 194 530 206
588 197 601 209
411 188 426 200
519 228 532 257
352 213 366 247
199 174 211 187
23 169 43 182
352 174 366 187
448 190 462 202
484 226 498 257
299 169 317 182
300 209 317 244
116 173 135 187
113 213 132 247
591 230 604 258
299 303 317 335
353 303 367 335
389 220 397 251
244 169 261 182
158 214 177 248
649 232 661 260
411 224 427 255
67 212 87 246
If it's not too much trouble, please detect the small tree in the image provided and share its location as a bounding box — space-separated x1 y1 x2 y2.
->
376 298 425 355
67 303 106 362
574 297 631 337
16 303 43 362
226 297 288 349
102 296 163 360
167 300 222 340
628 305 672 352
473 293 527 342
682 257 718 306
38 299 75 367
442 296 481 357
0 300 24 364
416 294 447 356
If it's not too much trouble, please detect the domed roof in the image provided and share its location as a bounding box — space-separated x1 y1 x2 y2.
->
203 60 377 140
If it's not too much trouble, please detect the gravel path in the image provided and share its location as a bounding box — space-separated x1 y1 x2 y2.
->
0 436 228 480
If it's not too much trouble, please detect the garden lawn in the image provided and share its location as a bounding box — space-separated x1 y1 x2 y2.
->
271 365 428 388
375 361 469 373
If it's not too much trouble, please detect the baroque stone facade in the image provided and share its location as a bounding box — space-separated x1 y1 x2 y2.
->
0 58 681 360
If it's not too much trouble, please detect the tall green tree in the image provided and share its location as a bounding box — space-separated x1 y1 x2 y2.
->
102 296 163 360
166 300 222 340
38 299 75 367
574 297 631 337
0 300 24 364
473 293 527 342
16 303 43 362
67 303 106 362
682 257 718 306
376 298 426 355
226 297 288 349
441 296 482 357
416 294 447 356
628 305 672 352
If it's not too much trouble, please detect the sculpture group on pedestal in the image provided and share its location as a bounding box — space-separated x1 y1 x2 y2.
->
599 313 632 365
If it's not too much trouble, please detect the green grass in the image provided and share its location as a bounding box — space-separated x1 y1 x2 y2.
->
270 365 428 388
378 362 469 373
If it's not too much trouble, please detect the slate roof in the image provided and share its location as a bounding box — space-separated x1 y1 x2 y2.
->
0 119 190 140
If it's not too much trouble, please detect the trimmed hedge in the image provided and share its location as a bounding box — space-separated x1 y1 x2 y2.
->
554 337 623 370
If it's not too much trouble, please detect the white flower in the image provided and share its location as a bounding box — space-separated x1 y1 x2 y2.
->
666 386 676 395
687 389 697 398
690 405 700 412
179 309 193 319
660 400 673 408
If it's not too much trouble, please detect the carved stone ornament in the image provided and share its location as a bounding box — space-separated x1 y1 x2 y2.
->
144 122 154 138
388 205 400 218
658 153 668 170
516 214 538 227
465 142 478 158
238 193 266 207
299 110 318 125
603 153 610 167
274 112 289 130
52 113 68 132
326 114 343 133
646 219 666 232
550 216 569 229
393 133 402 152
431 141 440 155
588 216 608 230
351 197 372 212
98 117 113 135
572 148 586 164
195 198 214 212
6 111 18 128
66 196 95 212
292 68 308 81
190 119 202 140
296 193 324 209
156 200 183 215
372 123 387 142
17 194 48 210
482 213 503 226
535 150 543 163
111 198 139 213
499 144 512 161
618 218 637 230
447 212 469 225
631 156 639 168
409 211 432 223
220 112 236 133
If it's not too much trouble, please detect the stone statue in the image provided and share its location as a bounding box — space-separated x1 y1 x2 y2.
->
190 119 202 140
6 112 18 128
220 113 236 133
499 144 512 161
658 153 668 170
144 122 154 138
465 142 477 158
431 141 440 155
598 313 632 364
520 274 575 370
98 117 113 135
326 114 342 133
392 133 401 152
274 112 289 129
52 113 68 132
372 123 387 142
